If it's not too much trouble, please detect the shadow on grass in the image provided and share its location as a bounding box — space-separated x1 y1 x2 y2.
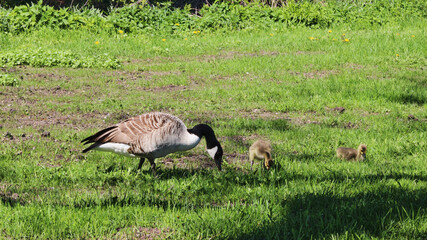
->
282 152 323 162
387 93 426 106
2 164 425 212
97 161 427 187
236 187 426 239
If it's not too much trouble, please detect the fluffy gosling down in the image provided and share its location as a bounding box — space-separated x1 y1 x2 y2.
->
249 140 274 170
336 144 367 161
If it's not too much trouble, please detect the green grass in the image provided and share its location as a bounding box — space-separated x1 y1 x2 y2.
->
0 20 426 239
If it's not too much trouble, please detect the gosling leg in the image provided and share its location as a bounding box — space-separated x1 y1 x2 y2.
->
249 154 255 171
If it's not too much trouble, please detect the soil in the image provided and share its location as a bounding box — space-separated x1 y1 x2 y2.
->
125 50 324 67
289 69 338 79
115 226 171 240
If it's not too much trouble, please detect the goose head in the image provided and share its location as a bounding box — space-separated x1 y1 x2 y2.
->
188 124 223 171
206 143 223 171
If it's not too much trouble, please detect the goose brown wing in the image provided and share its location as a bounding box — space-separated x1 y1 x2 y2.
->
82 113 173 153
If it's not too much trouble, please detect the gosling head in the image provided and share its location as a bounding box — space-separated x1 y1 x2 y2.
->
265 159 274 170
358 144 367 160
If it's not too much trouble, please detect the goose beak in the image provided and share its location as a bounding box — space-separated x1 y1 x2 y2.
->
214 156 222 171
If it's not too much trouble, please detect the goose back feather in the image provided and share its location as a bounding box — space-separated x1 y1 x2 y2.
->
82 112 200 158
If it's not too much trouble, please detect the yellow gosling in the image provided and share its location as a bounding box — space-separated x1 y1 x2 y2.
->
336 144 367 161
249 140 273 170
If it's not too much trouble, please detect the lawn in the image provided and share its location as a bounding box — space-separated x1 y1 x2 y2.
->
0 19 426 239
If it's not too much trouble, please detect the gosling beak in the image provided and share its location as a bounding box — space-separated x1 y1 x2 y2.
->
265 160 274 170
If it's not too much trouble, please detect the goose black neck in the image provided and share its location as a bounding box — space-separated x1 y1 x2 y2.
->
188 124 219 149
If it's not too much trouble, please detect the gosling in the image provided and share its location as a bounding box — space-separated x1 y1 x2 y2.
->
249 140 274 170
336 144 367 161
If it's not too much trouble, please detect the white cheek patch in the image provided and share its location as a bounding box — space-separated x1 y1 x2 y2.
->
207 146 218 159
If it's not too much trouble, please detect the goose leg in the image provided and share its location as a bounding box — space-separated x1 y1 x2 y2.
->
148 158 157 176
138 158 145 170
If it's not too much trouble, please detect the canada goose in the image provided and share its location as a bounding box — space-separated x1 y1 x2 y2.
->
249 140 273 170
336 144 367 161
81 112 223 175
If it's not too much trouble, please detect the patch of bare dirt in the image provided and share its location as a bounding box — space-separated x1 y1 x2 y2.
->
145 85 187 92
0 182 11 192
2 132 34 143
0 186 25 206
160 152 251 172
197 50 324 62
1 87 76 117
344 63 365 70
185 109 331 127
114 226 171 240
0 67 20 74
126 50 325 67
408 114 418 121
38 158 62 168
325 106 345 113
292 119 321 125
214 50 280 60
1 109 111 130
19 112 80 128
37 149 85 168
0 94 37 112
237 109 291 120
223 134 262 144
161 154 216 170
225 152 250 172
107 111 134 123
290 69 338 79
106 69 182 81
360 111 381 117
288 111 322 126
366 74 389 81
125 51 282 66
406 115 427 123
343 121 358 129
103 70 188 91
211 198 248 208
294 51 325 55
24 71 71 82
26 86 75 96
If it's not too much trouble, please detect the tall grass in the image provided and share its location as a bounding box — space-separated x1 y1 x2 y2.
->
0 0 424 34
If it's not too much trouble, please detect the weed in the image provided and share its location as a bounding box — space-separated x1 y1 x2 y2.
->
0 0 425 34
0 48 121 69
0 73 19 86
